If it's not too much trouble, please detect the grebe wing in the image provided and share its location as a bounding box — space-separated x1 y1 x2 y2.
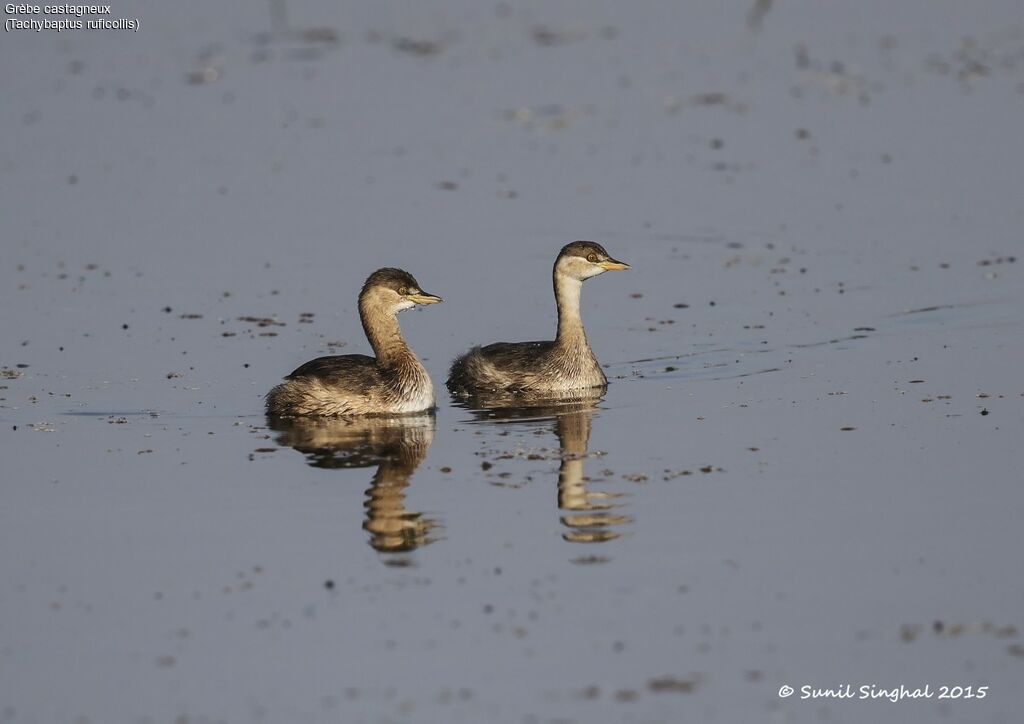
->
285 355 379 385
475 341 555 364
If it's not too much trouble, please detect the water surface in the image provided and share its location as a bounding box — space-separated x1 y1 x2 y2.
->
2 2 1022 722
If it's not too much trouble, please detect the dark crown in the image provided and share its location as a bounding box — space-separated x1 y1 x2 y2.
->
558 240 611 260
362 267 421 295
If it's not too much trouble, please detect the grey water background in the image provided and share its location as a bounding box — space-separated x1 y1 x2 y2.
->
2 1 1023 722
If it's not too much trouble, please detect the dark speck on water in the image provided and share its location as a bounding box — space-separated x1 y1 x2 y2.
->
648 676 699 693
392 37 442 57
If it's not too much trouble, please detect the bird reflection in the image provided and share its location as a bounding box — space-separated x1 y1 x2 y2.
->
267 414 441 555
454 388 632 545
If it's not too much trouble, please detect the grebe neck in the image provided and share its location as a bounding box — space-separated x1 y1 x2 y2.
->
553 271 588 350
360 302 413 365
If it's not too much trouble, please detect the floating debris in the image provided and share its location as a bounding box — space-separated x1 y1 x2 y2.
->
186 68 221 86
900 624 922 642
747 0 774 31
648 675 700 693
910 620 1018 643
298 27 339 45
530 25 583 47
238 316 285 327
672 92 749 114
392 37 442 57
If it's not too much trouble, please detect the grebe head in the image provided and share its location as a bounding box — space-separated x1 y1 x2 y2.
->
555 241 629 281
360 268 443 313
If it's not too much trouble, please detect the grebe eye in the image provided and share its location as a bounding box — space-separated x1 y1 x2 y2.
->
587 253 599 263
399 286 409 295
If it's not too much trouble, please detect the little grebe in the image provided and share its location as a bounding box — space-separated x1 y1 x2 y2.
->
447 241 627 395
267 268 442 416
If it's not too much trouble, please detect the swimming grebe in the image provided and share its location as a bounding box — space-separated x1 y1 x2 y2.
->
446 241 628 395
266 268 442 416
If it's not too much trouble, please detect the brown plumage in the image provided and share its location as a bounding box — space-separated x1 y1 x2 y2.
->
447 241 628 395
266 268 442 416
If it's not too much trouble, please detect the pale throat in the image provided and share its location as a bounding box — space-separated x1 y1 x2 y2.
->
554 272 587 347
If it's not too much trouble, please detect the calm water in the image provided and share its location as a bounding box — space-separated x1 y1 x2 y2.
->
2 2 1022 723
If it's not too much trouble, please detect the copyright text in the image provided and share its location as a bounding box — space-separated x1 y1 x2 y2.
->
778 684 989 702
